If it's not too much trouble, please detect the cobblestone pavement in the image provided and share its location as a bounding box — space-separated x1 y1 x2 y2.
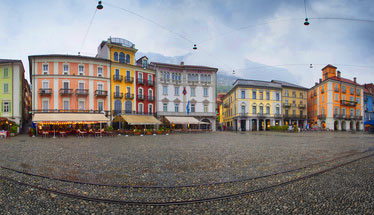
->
0 132 373 214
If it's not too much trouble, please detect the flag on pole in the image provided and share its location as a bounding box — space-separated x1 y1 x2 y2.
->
186 101 190 115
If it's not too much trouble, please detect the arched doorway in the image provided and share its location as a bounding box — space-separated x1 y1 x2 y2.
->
341 121 346 131
200 119 210 130
356 122 360 131
125 101 132 114
114 100 122 116
350 121 354 131
334 121 339 131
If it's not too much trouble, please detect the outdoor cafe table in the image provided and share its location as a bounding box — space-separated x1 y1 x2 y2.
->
0 131 6 138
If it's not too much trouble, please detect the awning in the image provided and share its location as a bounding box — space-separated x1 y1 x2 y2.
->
165 116 209 124
33 113 109 123
121 115 162 125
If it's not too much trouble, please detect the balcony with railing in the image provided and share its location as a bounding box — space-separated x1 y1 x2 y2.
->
39 88 52 96
75 89 89 96
137 94 145 101
95 90 108 97
299 115 307 119
171 79 182 84
239 112 248 117
125 93 134 99
147 80 155 86
137 78 145 85
113 92 123 99
334 88 339 92
124 76 134 83
298 104 306 109
283 103 291 108
317 114 326 120
59 88 73 95
274 113 282 118
257 113 268 118
113 75 123 82
356 115 363 120
340 100 357 106
291 103 297 108
334 114 343 119
148 95 154 101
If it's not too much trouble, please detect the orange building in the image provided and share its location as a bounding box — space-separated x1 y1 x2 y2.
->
307 65 364 131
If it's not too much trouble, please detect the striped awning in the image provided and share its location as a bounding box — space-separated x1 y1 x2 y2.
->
165 116 209 124
121 115 162 125
33 113 109 123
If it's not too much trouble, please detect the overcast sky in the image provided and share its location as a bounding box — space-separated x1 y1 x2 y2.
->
0 0 373 87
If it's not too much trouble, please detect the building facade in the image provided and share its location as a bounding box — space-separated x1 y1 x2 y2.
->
152 62 218 130
97 37 156 118
271 80 308 128
0 59 27 129
221 79 283 131
307 65 364 131
363 83 374 132
29 55 111 115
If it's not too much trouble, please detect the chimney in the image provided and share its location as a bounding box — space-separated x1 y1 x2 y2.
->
180 62 184 66
353 77 357 83
319 78 322 83
337 70 341 78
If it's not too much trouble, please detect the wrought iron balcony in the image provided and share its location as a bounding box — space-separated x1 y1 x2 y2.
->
137 78 144 85
334 114 343 119
113 75 123 82
340 100 357 106
148 95 154 101
75 89 89 96
239 112 248 117
95 90 108 97
113 92 123 99
125 93 134 99
257 113 266 118
137 94 145 100
147 80 155 86
283 103 291 108
39 88 52 95
124 76 134 83
334 88 339 92
298 104 306 109
59 88 73 95
317 114 326 120
356 115 363 120
291 104 297 108
274 113 282 118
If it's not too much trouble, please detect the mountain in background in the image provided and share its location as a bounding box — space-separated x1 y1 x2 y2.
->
136 52 300 94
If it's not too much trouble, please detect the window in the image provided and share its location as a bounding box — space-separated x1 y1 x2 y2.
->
119 52 125 63
322 95 325 103
350 96 354 101
97 67 103 77
285 99 289 104
63 64 69 75
276 93 280 101
78 100 85 110
163 103 168 112
300 92 303 98
42 81 49 89
342 85 346 93
175 104 179 112
350 87 354 94
3 102 9 113
241 90 245 99
78 82 85 89
175 87 179 96
142 59 148 68
334 107 340 115
321 107 325 115
203 88 208 97
342 95 346 100
204 104 209 113
259 91 263 100
97 83 103 91
266 105 270 114
356 109 360 117
148 89 153 98
114 52 118 61
63 81 69 89
342 108 346 116
356 97 360 104
138 103 143 113
163 86 168 95
251 105 256 114
259 105 263 114
191 104 195 112
126 54 131 64
148 74 152 82
266 91 270 100
3 68 9 77
191 88 196 97
63 100 69 110
293 109 296 115
42 64 49 74
42 100 49 111
138 88 143 96
252 91 257 99
285 89 289 97
335 93 339 102
78 65 84 75
241 105 245 113
356 88 360 95
127 86 131 94
126 70 131 79
98 101 104 111
149 104 153 114
3 83 9 93
276 106 280 114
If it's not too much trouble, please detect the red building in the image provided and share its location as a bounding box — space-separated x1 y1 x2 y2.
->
135 56 156 114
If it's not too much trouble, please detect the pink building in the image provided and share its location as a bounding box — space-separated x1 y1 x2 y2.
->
29 55 111 115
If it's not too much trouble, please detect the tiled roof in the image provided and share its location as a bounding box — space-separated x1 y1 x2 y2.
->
271 80 308 90
330 76 361 86
321 64 337 70
0 59 22 64
151 62 218 71
234 79 282 89
28 54 110 62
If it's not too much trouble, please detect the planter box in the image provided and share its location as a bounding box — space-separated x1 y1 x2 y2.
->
156 131 163 135
146 132 153 135
134 132 141 135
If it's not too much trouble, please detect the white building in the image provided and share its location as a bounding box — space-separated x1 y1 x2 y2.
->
152 62 218 131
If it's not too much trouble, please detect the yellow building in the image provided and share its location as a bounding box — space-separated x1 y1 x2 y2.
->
221 79 283 131
271 80 308 127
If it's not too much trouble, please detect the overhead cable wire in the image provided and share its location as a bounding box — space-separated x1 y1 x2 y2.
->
309 17 374 23
79 8 98 54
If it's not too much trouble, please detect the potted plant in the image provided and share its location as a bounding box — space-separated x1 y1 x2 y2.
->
10 125 18 136
146 129 153 135
156 128 163 135
134 129 141 135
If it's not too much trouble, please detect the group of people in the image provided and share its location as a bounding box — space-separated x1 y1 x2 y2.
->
0 130 11 139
